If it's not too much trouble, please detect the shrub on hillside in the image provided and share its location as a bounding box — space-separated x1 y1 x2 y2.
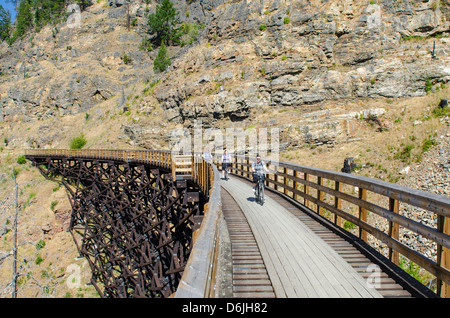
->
70 133 87 149
17 155 26 164
154 43 171 72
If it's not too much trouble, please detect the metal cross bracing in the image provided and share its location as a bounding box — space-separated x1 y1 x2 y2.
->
29 156 205 298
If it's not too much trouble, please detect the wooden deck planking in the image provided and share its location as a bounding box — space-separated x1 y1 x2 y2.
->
268 190 412 298
221 176 383 298
250 190 374 298
221 188 276 298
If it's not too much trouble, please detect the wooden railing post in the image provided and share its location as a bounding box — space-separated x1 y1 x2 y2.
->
358 187 367 242
274 166 279 191
293 170 299 202
246 158 250 179
317 176 323 215
437 215 450 297
334 181 342 227
443 216 450 298
389 198 400 266
304 173 309 208
171 155 176 180
283 167 288 195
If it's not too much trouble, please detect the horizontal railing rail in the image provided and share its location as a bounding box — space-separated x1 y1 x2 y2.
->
210 153 450 297
24 148 173 169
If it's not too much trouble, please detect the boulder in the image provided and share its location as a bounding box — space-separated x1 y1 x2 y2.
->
341 158 356 173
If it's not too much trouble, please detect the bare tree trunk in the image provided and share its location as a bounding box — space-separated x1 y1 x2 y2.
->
12 172 18 298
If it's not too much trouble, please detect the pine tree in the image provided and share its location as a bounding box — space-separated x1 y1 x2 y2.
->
76 0 90 11
0 5 11 42
153 42 171 72
9 0 82 43
33 0 66 31
147 0 182 46
12 0 33 41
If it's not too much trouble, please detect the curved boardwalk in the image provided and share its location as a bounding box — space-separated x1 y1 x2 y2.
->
221 176 411 298
221 188 276 298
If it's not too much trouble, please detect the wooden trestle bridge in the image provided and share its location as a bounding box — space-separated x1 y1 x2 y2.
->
24 149 450 298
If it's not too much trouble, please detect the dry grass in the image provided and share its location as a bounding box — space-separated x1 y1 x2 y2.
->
278 85 449 181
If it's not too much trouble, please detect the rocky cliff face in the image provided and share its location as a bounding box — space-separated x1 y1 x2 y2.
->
0 0 449 149
155 0 450 146
166 0 450 106
0 2 148 121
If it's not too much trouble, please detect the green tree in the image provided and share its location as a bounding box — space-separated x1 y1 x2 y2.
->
76 0 90 11
147 0 182 46
9 0 77 43
33 0 66 31
0 5 11 42
11 0 33 41
153 42 171 72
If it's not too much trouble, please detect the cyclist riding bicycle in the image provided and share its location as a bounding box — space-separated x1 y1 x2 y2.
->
222 149 231 179
251 154 270 193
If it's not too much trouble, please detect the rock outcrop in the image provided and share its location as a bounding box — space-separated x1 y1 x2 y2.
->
153 0 450 131
0 0 449 148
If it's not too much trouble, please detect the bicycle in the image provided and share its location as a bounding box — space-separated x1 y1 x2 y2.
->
222 162 230 181
254 173 265 205
224 165 229 181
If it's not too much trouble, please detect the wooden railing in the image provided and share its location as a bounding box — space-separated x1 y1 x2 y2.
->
211 153 450 297
175 155 228 297
172 154 194 180
24 149 173 169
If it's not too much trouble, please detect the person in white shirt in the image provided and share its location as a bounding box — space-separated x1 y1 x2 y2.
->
221 149 231 179
202 147 212 162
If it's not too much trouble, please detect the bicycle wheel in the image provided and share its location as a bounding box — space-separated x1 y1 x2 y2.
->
260 182 265 205
256 181 262 205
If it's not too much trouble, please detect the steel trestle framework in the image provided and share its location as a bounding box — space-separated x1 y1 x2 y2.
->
27 153 205 298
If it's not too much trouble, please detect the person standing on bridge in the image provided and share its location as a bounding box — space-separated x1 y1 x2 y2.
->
251 154 270 192
222 149 231 179
202 146 212 163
